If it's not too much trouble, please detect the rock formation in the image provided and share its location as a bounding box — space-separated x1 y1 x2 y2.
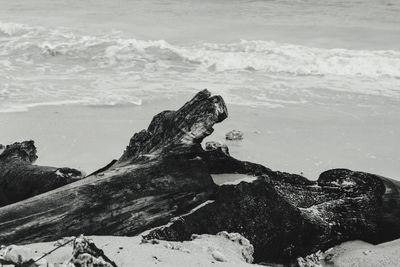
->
0 141 83 207
0 90 398 265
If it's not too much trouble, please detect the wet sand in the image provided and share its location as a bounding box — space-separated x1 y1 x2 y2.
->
0 97 399 180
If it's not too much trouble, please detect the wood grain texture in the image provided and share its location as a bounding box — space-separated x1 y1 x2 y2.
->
0 90 224 245
0 141 83 207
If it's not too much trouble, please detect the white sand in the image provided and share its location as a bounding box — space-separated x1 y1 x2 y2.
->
21 234 261 267
13 234 400 266
320 239 400 267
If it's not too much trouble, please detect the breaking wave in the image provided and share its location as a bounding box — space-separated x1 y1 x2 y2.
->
1 21 400 78
1 21 400 112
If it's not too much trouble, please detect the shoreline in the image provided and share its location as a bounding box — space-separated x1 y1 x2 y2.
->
0 98 399 180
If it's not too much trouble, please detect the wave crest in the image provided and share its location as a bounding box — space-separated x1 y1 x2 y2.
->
1 21 400 113
1 21 400 78
174 40 400 77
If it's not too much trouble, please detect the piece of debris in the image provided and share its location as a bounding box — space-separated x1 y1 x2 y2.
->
297 251 323 267
152 255 161 262
225 130 243 141
363 250 371 255
141 238 160 245
66 235 117 267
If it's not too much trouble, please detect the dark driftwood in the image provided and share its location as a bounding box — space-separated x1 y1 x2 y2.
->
0 90 224 244
0 141 83 207
145 165 400 263
0 90 399 265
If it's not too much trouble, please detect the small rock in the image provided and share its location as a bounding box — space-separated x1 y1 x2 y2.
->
211 250 227 262
225 130 243 141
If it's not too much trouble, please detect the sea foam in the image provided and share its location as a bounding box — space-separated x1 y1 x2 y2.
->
1 21 400 78
1 21 400 112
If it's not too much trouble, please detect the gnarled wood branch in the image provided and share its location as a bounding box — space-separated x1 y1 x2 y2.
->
0 141 83 207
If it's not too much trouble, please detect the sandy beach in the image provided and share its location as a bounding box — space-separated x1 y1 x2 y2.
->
1 233 260 266
313 239 400 267
5 233 400 267
1 1 400 266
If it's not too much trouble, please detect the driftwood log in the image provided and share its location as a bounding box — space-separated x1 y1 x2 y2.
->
0 141 83 207
145 167 400 263
0 90 399 264
0 90 223 243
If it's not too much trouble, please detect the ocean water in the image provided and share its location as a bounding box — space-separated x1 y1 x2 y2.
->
0 0 400 112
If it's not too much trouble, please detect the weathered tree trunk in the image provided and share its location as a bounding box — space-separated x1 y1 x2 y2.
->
145 166 400 263
0 90 225 245
0 141 83 207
